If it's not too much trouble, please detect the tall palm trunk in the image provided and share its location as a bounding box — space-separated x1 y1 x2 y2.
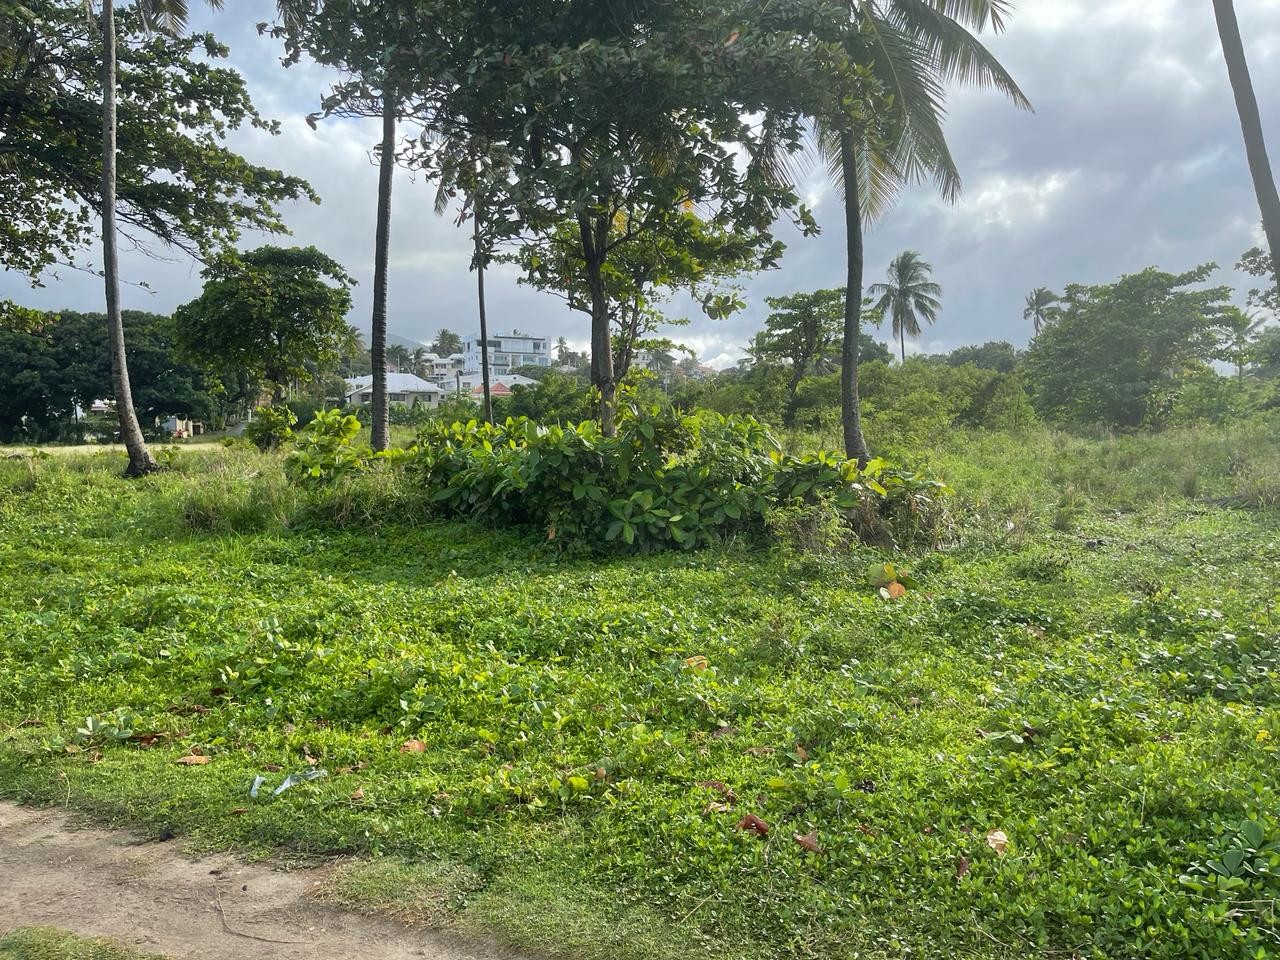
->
900 326 906 363
840 131 870 464
1214 0 1280 277
370 91 395 451
474 207 493 425
101 2 156 477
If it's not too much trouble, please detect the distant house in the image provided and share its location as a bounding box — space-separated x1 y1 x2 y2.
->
462 332 551 378
344 373 442 410
441 373 537 396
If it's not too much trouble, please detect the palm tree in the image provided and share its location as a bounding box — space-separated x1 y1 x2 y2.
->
96 0 223 476
1214 0 1280 278
1223 307 1268 380
387 343 410 373
369 91 397 451
433 329 463 355
868 251 942 362
555 336 571 364
813 0 1029 462
1024 287 1059 335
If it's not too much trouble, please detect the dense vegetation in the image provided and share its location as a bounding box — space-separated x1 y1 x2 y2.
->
1 423 1277 959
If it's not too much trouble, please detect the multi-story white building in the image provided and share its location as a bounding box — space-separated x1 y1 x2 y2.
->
463 332 551 377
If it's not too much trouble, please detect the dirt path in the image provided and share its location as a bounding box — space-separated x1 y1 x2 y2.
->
0 803 527 960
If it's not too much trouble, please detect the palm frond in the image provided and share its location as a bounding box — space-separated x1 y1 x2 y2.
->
888 0 1031 110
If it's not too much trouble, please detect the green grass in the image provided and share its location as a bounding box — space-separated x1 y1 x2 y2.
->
1 427 1278 959
0 929 163 960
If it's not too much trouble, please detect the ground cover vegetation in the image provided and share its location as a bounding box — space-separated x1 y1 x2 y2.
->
1 421 1278 959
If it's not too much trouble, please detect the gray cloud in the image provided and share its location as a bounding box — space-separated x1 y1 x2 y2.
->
4 0 1277 367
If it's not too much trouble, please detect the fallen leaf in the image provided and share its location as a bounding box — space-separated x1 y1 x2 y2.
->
794 830 823 853
724 29 740 46
886 581 908 599
986 829 1009 855
736 813 770 836
228 807 249 816
594 767 608 781
684 656 710 670
697 780 737 803
262 764 283 773
956 856 971 879
711 725 738 738
744 746 775 757
401 740 427 754
350 788 366 802
175 754 211 766
704 801 733 814
795 743 809 762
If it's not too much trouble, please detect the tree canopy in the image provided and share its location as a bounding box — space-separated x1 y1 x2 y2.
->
1023 265 1233 427
0 0 315 281
173 246 356 403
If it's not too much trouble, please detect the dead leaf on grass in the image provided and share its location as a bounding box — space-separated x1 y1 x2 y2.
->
986 829 1009 855
794 830 823 854
736 813 770 836
401 740 427 754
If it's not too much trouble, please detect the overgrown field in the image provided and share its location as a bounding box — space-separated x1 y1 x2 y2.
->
1 425 1278 959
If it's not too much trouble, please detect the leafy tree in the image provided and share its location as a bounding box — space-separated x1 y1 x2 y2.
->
508 211 766 382
1024 288 1059 335
0 322 63 442
1213 0 1280 278
1238 247 1278 316
173 246 356 404
758 289 843 427
1023 265 1233 428
869 251 942 362
427 0 819 435
4 0 314 474
506 372 593 423
941 341 1019 373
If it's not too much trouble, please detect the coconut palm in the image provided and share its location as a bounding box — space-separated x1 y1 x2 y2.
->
1024 287 1059 335
868 251 942 362
809 0 1029 461
434 329 463 356
1223 307 1268 380
1214 0 1280 278
94 0 225 476
387 343 410 373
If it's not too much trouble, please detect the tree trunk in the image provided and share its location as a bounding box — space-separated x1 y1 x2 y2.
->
1214 0 1280 278
101 2 156 478
580 212 616 436
370 92 396 452
900 326 906 363
475 208 493 425
839 131 870 464
784 365 804 428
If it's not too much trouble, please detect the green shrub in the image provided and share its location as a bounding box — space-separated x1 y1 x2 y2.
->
408 405 949 553
243 406 297 452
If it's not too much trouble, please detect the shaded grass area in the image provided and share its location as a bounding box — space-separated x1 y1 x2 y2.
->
1 428 1278 959
0 929 163 960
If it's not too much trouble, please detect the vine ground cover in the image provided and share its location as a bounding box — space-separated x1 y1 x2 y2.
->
0 430 1277 959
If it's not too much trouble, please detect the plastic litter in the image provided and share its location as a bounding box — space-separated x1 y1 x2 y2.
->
248 769 327 799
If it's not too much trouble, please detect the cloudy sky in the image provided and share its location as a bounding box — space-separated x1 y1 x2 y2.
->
5 0 1279 367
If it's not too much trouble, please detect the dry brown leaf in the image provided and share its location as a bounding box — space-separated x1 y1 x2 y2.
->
711 725 738 738
684 656 710 670
956 856 971 879
793 830 823 854
736 813 770 836
401 740 427 754
594 767 608 781
174 754 211 766
743 746 775 757
350 788 366 802
704 801 733 814
986 829 1009 855
724 28 740 45
228 807 249 816
795 743 809 762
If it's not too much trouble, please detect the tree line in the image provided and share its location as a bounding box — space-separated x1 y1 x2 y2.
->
2 0 1277 473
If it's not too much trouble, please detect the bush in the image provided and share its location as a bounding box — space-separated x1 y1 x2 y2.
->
243 406 297 452
407 405 949 553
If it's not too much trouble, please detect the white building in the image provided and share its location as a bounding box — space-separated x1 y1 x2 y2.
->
344 373 442 410
440 373 539 395
462 332 551 377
